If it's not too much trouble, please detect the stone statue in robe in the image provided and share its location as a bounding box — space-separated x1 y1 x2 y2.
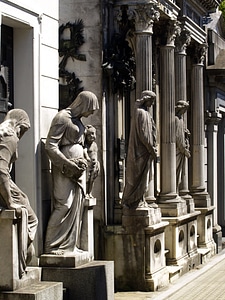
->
0 109 38 278
175 100 191 193
122 90 157 209
44 91 99 255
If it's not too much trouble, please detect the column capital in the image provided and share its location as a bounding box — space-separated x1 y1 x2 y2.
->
126 3 160 34
175 29 191 54
192 43 208 65
206 111 222 126
157 20 181 47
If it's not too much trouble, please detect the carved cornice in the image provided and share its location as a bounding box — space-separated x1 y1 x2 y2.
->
198 0 222 11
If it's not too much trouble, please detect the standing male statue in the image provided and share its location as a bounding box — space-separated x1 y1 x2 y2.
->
122 90 157 209
175 100 191 193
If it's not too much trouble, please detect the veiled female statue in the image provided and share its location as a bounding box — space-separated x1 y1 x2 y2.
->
44 91 99 255
0 109 38 277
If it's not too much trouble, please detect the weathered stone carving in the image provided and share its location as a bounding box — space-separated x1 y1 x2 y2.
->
175 100 191 192
44 91 99 255
122 90 157 209
0 109 38 277
59 19 86 110
84 125 100 198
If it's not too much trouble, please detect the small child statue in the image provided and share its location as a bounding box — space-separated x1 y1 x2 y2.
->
84 125 100 198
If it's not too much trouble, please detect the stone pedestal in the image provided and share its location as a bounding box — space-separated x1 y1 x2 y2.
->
0 209 63 299
40 198 114 299
163 211 201 276
196 207 216 258
0 282 63 300
41 261 114 300
105 207 169 291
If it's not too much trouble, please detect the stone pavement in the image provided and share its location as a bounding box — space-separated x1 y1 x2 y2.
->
114 248 225 300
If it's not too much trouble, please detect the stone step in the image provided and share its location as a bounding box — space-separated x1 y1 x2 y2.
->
0 281 63 300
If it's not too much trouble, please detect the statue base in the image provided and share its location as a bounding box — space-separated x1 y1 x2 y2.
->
0 282 62 300
39 251 91 268
196 206 217 260
0 209 63 299
162 211 201 276
104 219 170 292
41 261 114 300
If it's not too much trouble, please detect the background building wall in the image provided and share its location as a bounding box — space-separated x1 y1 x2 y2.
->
1 0 59 254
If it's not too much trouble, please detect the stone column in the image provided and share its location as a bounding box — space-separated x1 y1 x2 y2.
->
191 44 211 207
206 112 222 252
175 30 194 213
158 21 187 217
127 3 159 203
191 44 216 255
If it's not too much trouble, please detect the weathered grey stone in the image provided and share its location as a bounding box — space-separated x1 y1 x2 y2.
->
0 281 63 300
42 261 114 300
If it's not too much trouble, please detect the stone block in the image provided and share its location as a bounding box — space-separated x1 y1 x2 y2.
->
0 281 63 300
196 207 216 256
0 210 40 291
41 261 114 300
40 251 91 268
104 222 169 292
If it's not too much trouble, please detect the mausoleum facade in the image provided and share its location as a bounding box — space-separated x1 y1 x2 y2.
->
1 0 225 294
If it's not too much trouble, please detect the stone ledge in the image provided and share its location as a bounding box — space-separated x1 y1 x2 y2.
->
39 251 91 268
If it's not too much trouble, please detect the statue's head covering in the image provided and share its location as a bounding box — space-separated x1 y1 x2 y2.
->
69 91 99 117
0 109 31 139
175 100 189 114
4 109 31 129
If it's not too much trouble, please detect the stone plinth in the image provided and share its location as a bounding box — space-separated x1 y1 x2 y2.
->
163 211 201 274
158 199 187 217
0 209 63 299
0 210 40 291
105 207 169 291
0 282 63 300
41 261 114 300
40 251 90 268
196 206 216 257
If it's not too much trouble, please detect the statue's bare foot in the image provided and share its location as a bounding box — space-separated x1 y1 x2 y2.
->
51 249 64 255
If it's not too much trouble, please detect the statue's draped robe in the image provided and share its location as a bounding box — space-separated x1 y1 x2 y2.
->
175 116 187 191
122 103 156 207
45 109 86 253
0 134 38 277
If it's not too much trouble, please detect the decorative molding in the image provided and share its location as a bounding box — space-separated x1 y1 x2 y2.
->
193 43 208 65
175 29 191 54
127 4 160 33
59 19 85 109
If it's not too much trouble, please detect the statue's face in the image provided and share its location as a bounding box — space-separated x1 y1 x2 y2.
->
82 110 94 118
16 124 29 139
86 128 96 143
144 95 155 107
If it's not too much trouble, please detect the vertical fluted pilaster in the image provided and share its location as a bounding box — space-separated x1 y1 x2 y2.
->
127 3 159 202
158 21 187 217
136 33 152 97
191 44 211 207
174 31 193 211
160 45 177 197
